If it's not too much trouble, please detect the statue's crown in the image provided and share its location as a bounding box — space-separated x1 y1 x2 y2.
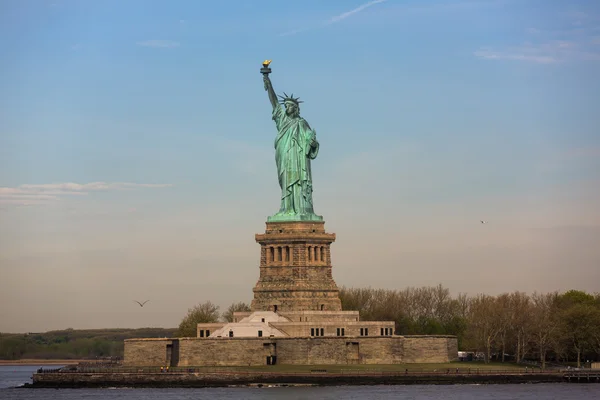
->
278 92 303 106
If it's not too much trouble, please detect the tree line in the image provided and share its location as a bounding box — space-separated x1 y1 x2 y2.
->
4 287 599 366
338 285 600 368
0 328 176 360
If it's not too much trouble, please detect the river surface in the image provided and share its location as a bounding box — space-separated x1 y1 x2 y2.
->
1 365 599 399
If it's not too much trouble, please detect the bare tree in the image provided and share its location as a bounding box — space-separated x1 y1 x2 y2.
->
495 293 512 363
509 291 532 363
530 291 559 369
468 294 502 363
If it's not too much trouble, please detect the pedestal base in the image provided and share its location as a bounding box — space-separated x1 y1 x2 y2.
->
267 212 323 223
251 220 342 312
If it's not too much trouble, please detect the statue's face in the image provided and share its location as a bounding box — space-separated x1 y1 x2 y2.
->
285 102 299 117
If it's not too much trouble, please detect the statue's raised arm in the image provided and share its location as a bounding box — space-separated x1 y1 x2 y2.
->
261 60 279 110
259 60 323 223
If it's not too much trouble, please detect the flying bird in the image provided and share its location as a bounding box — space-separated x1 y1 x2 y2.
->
134 300 149 307
480 220 488 224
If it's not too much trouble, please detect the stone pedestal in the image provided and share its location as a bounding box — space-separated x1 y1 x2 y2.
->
251 221 342 312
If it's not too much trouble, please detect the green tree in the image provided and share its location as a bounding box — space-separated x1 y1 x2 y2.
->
222 302 251 322
558 303 599 367
556 290 600 367
175 301 220 337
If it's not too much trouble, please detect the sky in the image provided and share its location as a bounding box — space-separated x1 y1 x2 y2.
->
1 0 599 333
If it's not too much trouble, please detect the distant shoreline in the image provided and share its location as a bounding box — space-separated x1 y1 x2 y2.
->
0 359 87 366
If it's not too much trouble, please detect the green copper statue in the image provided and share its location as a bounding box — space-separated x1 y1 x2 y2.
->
261 60 323 222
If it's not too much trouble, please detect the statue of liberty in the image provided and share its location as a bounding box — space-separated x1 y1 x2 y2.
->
261 60 323 222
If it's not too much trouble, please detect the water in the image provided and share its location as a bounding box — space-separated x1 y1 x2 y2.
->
1 365 599 399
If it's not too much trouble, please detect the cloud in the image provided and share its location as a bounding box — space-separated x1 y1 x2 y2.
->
0 182 173 206
278 0 388 37
474 40 600 63
278 0 516 37
327 0 388 25
474 47 558 64
478 9 600 64
136 40 180 48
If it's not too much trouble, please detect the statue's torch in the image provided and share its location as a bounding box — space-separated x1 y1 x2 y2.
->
261 59 272 76
261 60 272 91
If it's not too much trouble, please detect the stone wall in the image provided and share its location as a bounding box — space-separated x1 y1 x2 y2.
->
275 337 405 365
403 336 458 363
124 335 458 366
32 370 567 388
124 339 172 366
178 338 270 366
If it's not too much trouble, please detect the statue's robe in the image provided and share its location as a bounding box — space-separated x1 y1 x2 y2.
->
272 104 319 217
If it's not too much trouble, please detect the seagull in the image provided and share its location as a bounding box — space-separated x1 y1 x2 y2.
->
480 220 488 224
134 300 149 307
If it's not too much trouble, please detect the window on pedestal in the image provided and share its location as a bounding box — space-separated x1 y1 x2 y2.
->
320 247 325 263
258 330 263 337
320 328 324 336
200 330 204 338
277 247 282 262
229 330 234 338
269 247 274 263
310 328 315 336
336 328 345 336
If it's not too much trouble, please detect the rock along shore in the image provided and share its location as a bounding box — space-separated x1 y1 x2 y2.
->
26 371 600 388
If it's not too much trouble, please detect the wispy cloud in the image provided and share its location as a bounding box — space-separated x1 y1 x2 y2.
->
327 0 388 25
279 0 388 37
474 46 559 64
0 182 173 206
475 40 600 64
477 10 600 64
136 40 180 48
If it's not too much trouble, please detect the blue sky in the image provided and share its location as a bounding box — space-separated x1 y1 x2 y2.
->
1 0 599 332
